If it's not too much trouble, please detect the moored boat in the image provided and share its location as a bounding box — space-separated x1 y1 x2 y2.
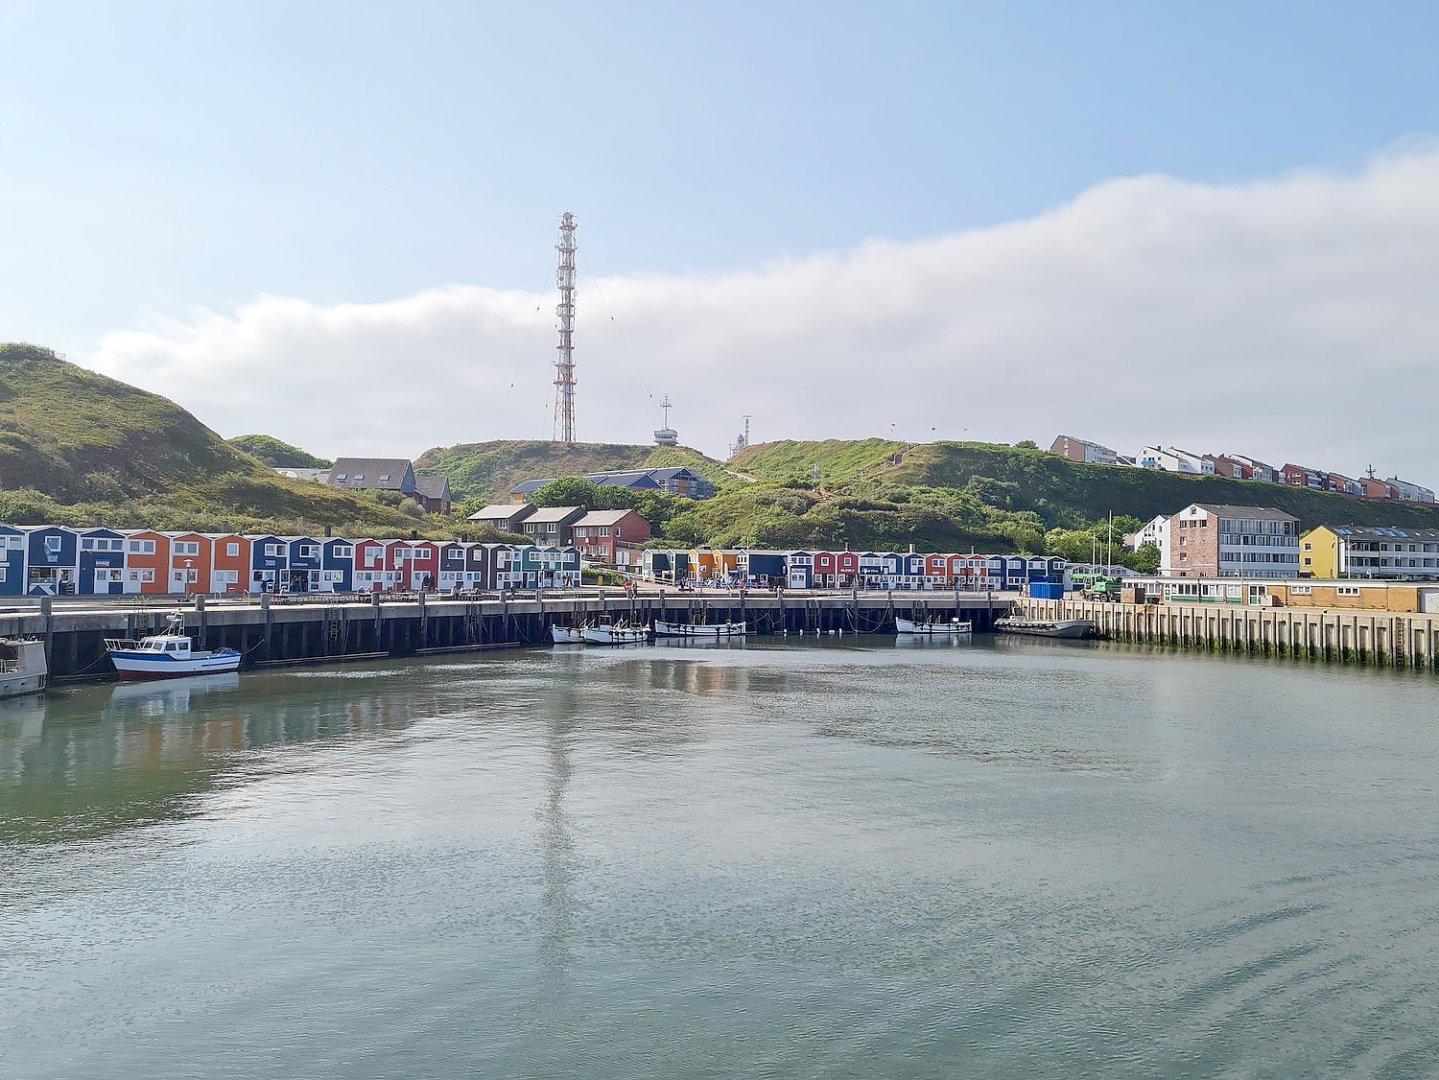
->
895 616 972 636
551 625 586 644
582 622 649 645
993 616 1095 639
652 620 746 638
104 614 243 680
0 638 47 699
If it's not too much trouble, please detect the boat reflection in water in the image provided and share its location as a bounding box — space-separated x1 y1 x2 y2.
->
105 672 242 718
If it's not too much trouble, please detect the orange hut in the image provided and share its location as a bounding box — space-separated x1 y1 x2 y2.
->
210 534 251 595
123 530 172 594
167 532 214 595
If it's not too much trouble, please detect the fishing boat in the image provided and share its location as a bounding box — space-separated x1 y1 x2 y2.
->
652 620 746 638
894 616 972 636
0 638 47 698
582 621 649 646
993 616 1095 639
104 613 243 680
550 625 586 644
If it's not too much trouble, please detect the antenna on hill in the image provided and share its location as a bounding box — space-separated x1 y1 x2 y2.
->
729 415 751 460
654 394 678 446
552 212 577 443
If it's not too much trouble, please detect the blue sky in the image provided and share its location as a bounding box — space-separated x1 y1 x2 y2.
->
3 2 1439 471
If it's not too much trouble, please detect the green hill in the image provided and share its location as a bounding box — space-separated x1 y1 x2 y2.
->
415 439 739 502
694 438 1439 556
228 433 332 469
0 343 427 535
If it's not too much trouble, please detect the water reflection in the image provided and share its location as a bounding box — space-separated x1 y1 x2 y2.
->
0 665 445 847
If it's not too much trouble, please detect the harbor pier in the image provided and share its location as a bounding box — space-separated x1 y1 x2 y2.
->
6 590 1013 682
1020 595 1439 670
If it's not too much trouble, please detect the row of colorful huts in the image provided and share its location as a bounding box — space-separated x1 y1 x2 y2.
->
0 525 582 596
641 549 1070 591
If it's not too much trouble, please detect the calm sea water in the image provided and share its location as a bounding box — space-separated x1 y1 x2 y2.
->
4 638 1439 1079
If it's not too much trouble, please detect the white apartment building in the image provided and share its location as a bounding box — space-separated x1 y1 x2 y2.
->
1386 477 1437 504
1138 446 1216 475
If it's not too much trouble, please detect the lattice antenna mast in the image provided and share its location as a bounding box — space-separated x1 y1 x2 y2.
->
553 212 577 442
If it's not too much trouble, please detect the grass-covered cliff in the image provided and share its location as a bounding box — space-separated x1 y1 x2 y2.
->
227 433 333 469
415 439 739 502
0 343 427 535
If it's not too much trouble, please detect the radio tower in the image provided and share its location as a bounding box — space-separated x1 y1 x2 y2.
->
552 212 577 443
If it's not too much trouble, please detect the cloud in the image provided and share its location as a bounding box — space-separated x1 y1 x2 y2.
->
87 145 1439 482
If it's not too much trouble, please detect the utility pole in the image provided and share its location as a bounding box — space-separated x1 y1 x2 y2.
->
553 212 577 443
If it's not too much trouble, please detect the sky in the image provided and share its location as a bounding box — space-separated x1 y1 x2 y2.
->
2 1 1438 478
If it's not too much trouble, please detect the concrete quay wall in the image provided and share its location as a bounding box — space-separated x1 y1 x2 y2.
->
15 590 1013 682
1019 596 1439 670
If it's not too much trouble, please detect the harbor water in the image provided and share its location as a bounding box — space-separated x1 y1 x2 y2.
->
4 638 1439 1078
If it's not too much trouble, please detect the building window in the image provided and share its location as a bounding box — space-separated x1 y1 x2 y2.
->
334 473 347 481
333 546 353 559
227 542 240 557
127 539 156 555
45 535 62 553
378 474 391 482
353 473 365 481
1337 586 1361 596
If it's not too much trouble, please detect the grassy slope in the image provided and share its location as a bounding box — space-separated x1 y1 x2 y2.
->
0 343 425 535
731 439 907 485
890 442 1439 529
228 433 333 469
415 439 739 502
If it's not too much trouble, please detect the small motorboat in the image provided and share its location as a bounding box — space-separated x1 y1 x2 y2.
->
104 613 243 680
551 625 586 644
0 638 47 698
582 621 649 645
652 620 746 638
994 616 1095 639
895 616 972 636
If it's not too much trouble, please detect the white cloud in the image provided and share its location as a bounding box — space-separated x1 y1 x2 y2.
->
87 145 1439 483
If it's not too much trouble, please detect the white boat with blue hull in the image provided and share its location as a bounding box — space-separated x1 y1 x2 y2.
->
104 614 242 680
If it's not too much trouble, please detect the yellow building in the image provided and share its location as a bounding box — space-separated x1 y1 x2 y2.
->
1300 526 1342 578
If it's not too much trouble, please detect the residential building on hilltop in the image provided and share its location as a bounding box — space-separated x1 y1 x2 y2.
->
521 506 587 546
328 458 418 496
1301 525 1439 580
1049 435 1118 465
1281 463 1327 490
571 509 652 566
1138 446 1215 474
1162 504 1300 579
414 474 453 516
466 503 535 532
1211 454 1277 483
1386 477 1437 504
510 466 710 503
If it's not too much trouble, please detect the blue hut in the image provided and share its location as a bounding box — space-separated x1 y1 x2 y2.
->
248 534 288 593
321 538 355 592
79 527 127 595
285 536 323 593
0 525 26 596
24 526 79 595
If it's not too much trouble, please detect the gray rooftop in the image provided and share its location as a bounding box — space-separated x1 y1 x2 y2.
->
1189 504 1298 521
1332 525 1439 542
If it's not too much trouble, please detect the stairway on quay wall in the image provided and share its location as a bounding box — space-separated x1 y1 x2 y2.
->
1018 596 1439 670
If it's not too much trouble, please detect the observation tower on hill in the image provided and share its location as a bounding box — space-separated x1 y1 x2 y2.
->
553 212 577 443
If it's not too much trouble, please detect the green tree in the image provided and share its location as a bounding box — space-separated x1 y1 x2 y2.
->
1129 543 1161 575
